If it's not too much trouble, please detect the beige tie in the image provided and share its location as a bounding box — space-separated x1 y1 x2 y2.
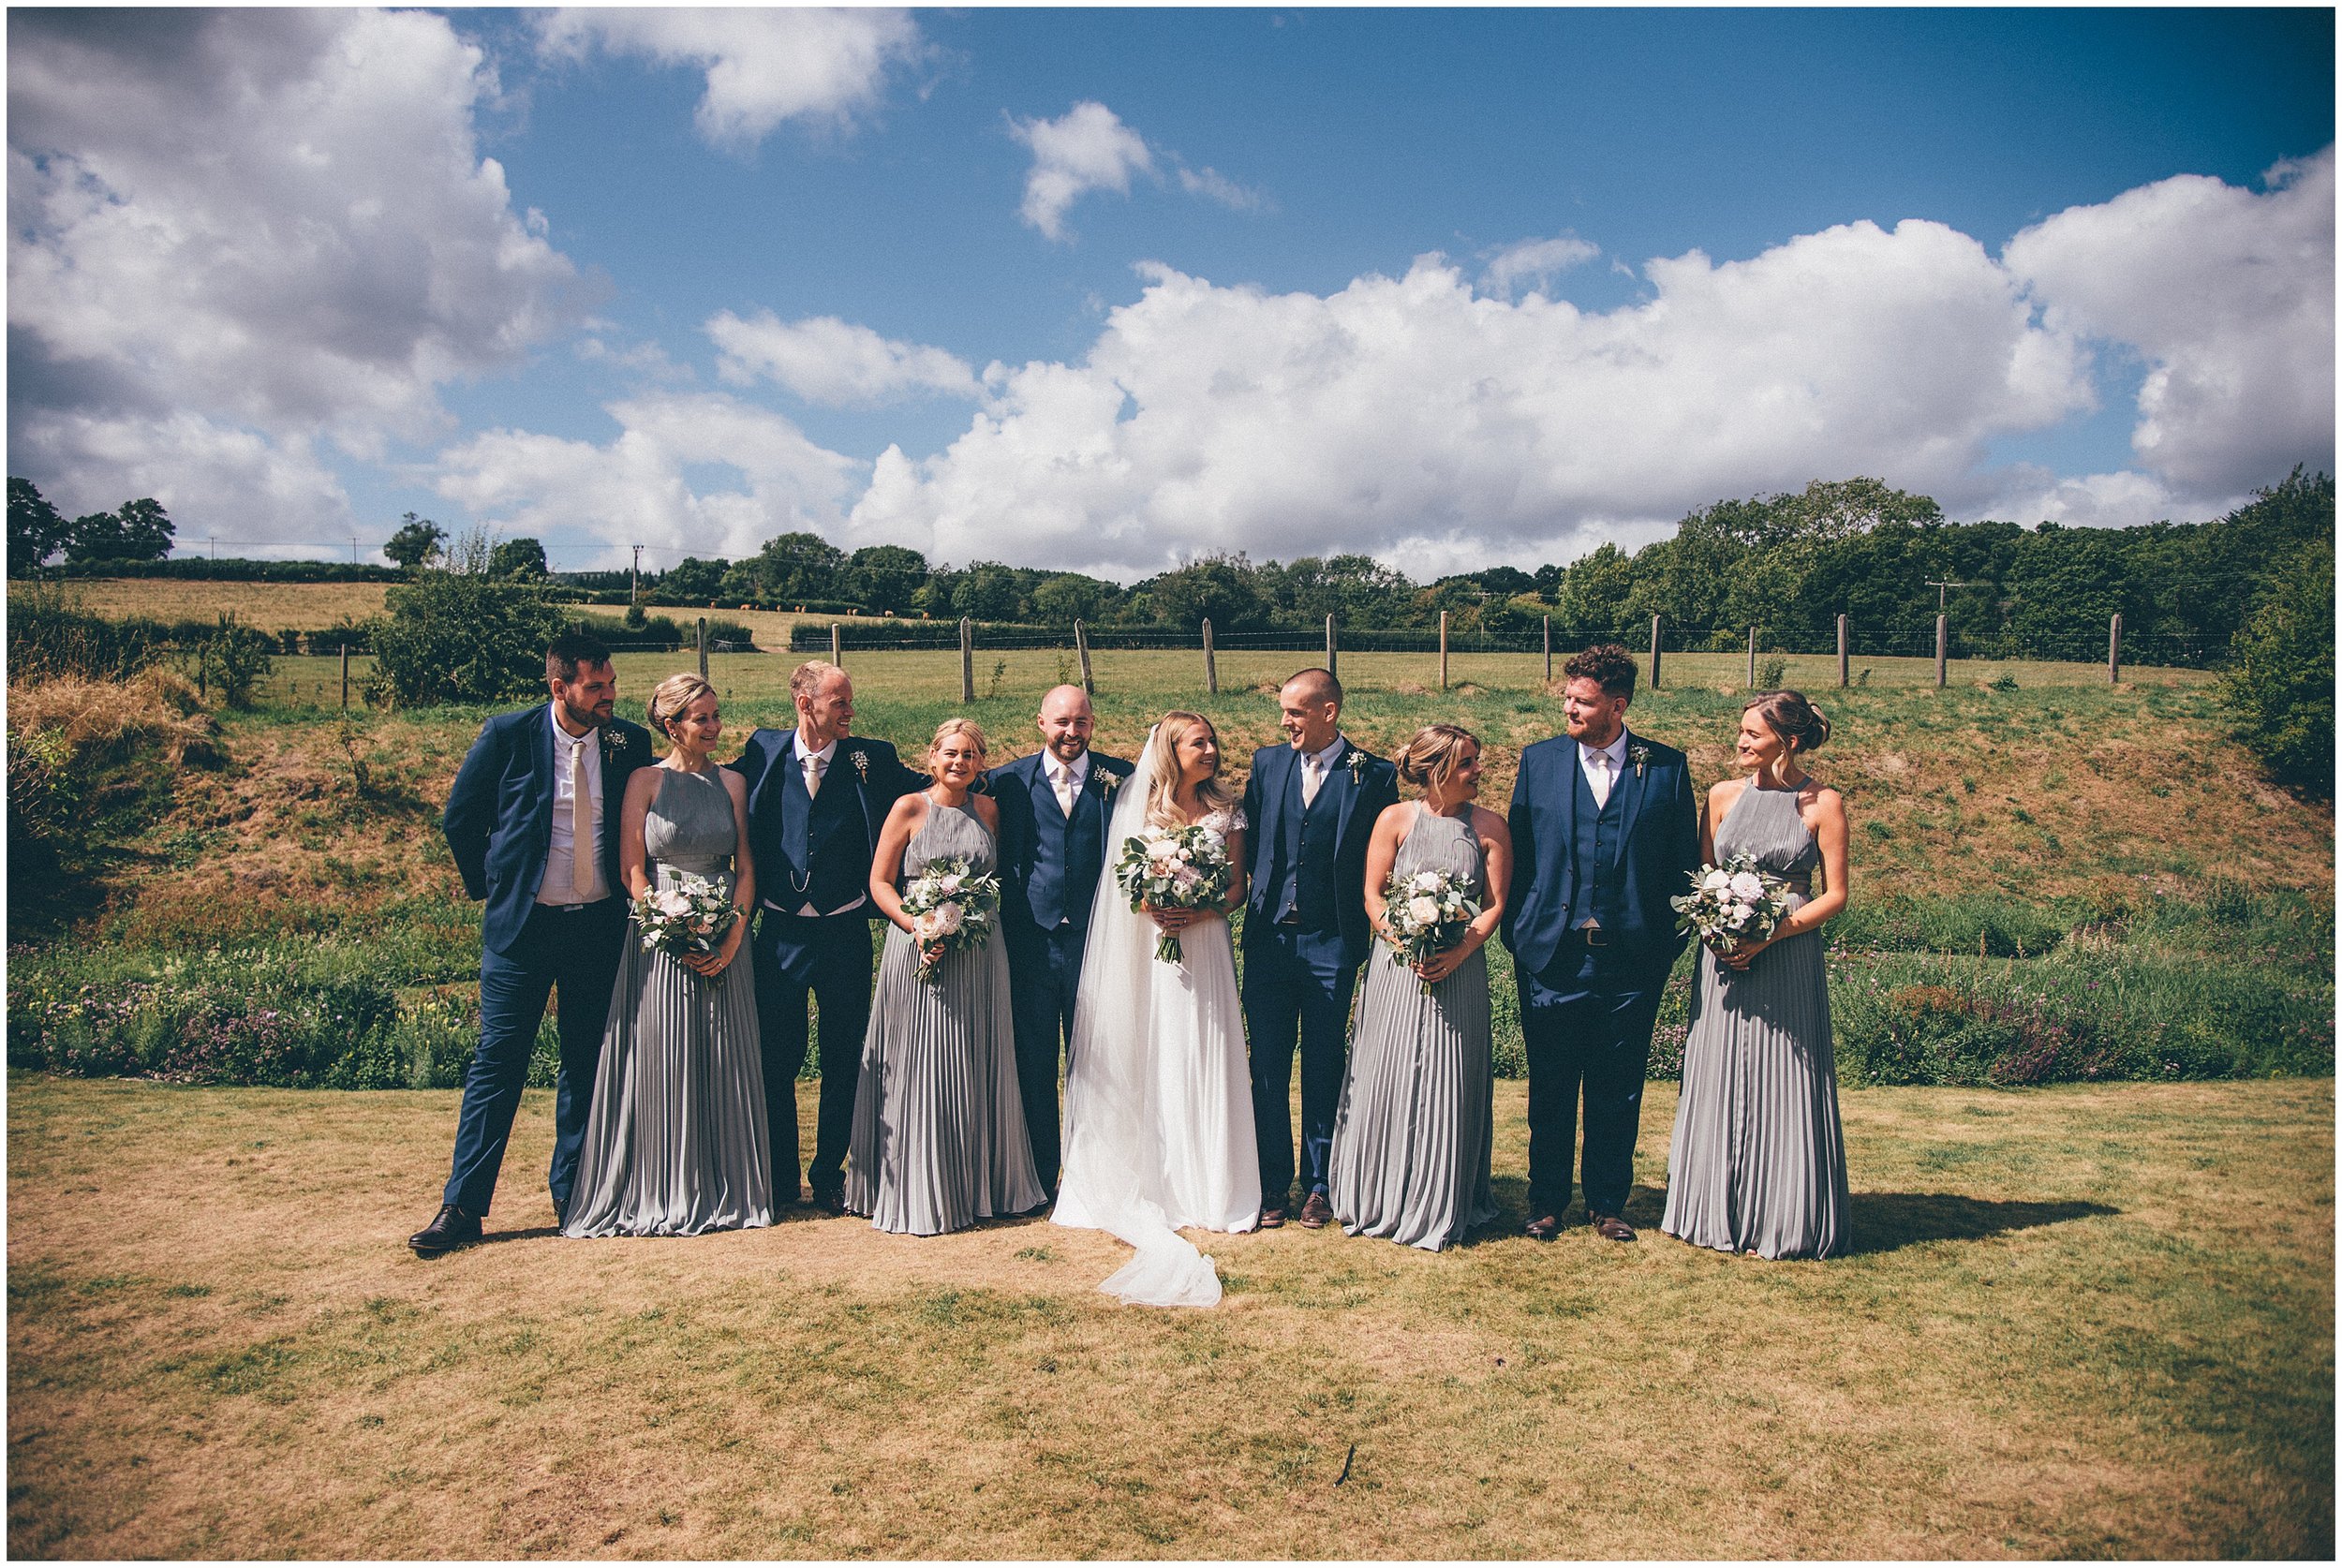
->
1053 762 1077 817
1585 749 1612 809
1300 754 1326 808
802 754 824 799
569 738 594 898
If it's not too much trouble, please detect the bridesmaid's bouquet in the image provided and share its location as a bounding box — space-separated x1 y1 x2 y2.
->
900 856 1001 983
1671 854 1795 954
1380 867 1481 993
1115 823 1234 964
633 875 741 961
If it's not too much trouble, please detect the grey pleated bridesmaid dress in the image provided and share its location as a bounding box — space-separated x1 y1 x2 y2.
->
1327 806 1498 1251
1661 781 1849 1259
565 765 773 1237
845 798 1045 1235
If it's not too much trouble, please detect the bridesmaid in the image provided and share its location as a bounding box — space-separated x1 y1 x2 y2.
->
845 718 1045 1235
1327 724 1513 1251
565 673 772 1237
1661 689 1852 1260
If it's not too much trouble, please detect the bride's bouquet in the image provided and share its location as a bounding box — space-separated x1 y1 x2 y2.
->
900 856 1001 983
1380 867 1481 993
633 875 741 961
1115 822 1234 964
1670 854 1795 954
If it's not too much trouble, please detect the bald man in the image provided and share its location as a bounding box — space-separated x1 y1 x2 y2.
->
1239 668 1399 1228
991 686 1135 1198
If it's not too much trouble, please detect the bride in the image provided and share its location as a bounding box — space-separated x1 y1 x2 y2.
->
1053 711 1262 1307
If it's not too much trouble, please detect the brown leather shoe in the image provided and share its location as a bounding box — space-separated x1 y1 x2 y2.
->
1299 1192 1333 1229
1257 1206 1287 1229
1592 1212 1638 1242
1523 1212 1564 1241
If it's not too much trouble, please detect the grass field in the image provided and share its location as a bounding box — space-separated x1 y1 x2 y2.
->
7 1072 2330 1559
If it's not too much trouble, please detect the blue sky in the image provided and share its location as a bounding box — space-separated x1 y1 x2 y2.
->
9 7 2333 577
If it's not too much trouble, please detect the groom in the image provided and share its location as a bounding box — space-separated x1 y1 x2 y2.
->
731 659 921 1212
1240 668 1399 1228
991 684 1134 1198
1504 643 1698 1242
411 632 653 1256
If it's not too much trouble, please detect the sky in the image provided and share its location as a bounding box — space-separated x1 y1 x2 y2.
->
7 6 2334 580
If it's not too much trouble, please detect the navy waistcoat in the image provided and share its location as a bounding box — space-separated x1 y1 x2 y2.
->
1271 761 1343 927
1571 764 1627 928
1026 782 1102 930
774 755 867 911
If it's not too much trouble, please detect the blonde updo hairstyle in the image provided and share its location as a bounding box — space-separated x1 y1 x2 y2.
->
1145 711 1238 826
927 716 990 767
646 673 717 744
1395 723 1480 792
1743 689 1831 754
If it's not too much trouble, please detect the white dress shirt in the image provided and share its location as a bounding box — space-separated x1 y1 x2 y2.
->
1298 734 1348 808
1578 731 1629 811
537 708 610 906
1045 750 1090 817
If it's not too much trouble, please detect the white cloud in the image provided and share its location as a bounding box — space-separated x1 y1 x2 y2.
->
436 392 865 565
7 8 584 539
708 310 981 407
1178 164 1266 213
1011 101 1156 242
1479 234 1601 298
2006 146 2334 497
538 8 923 151
851 220 2097 573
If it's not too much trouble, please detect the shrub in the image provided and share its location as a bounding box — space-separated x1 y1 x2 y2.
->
365 550 570 709
2221 533 2334 797
182 614 274 708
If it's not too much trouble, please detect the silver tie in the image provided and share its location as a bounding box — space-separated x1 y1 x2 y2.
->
569 739 594 898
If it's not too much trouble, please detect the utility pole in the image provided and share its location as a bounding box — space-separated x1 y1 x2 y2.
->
1924 579 1977 614
350 537 360 563
208 536 216 562
630 544 644 610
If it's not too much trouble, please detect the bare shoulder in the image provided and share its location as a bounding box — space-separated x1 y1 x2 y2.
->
886 791 930 830
719 768 749 805
626 765 666 802
1375 800 1416 834
1803 782 1846 819
1470 803 1511 847
1708 777 1747 811
970 792 1001 831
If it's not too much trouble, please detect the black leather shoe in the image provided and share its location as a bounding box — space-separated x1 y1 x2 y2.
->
409 1204 482 1257
810 1187 847 1216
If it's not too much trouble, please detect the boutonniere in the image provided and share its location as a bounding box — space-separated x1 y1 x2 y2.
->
1346 749 1369 785
600 728 630 766
1628 743 1653 779
1096 769 1124 797
847 748 870 783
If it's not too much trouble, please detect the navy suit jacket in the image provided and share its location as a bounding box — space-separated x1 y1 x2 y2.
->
991 749 1136 947
1239 739 1401 968
728 729 921 920
1502 728 1699 982
442 704 656 956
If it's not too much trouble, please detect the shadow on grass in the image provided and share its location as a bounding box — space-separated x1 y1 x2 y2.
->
1845 1191 2116 1255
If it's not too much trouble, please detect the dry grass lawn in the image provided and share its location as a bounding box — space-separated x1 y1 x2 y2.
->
8 1073 2330 1560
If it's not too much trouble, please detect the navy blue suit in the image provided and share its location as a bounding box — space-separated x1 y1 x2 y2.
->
1239 739 1400 1204
440 704 654 1218
730 728 921 1202
1503 728 1698 1220
990 748 1135 1190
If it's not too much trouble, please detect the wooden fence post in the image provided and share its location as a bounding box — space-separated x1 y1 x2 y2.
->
1325 614 1338 678
958 617 974 703
1542 615 1552 686
1836 614 1849 688
830 623 843 668
1075 618 1094 695
1746 625 1757 688
1934 614 1949 688
2108 613 2122 685
1649 614 1663 692
1202 618 1218 695
339 643 349 710
696 616 708 681
1438 611 1450 690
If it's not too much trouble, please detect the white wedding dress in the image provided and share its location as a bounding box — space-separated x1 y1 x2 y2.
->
1052 732 1262 1308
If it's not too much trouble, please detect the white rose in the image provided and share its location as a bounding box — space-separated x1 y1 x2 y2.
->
1407 896 1441 925
911 912 942 941
1702 869 1733 893
934 903 965 935
937 873 963 895
1413 872 1444 893
1728 872 1765 901
1145 837 1180 861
